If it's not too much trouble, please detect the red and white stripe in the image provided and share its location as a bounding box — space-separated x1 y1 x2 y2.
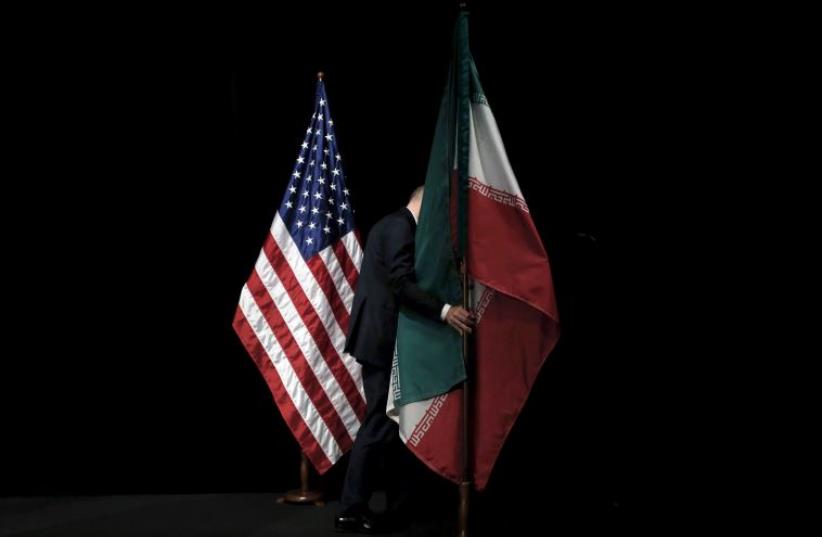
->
233 213 366 474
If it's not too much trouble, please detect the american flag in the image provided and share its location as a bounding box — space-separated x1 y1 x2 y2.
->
232 76 366 473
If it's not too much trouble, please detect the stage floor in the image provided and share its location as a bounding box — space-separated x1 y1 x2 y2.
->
0 493 449 536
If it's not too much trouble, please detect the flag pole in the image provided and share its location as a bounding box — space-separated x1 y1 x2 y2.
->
459 260 472 537
281 71 329 508
456 3 472 535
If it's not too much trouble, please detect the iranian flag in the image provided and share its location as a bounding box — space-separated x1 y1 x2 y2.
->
386 11 560 490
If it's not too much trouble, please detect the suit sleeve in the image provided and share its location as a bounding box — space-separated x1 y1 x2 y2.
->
384 219 445 321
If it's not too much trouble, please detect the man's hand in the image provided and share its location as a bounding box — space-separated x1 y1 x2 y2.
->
445 306 475 335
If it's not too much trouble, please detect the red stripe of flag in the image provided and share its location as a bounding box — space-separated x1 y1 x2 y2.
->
332 240 360 291
306 254 352 335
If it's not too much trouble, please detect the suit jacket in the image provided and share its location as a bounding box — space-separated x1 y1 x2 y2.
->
344 207 444 368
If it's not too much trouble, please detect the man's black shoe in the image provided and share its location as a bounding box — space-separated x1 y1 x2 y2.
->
334 510 380 533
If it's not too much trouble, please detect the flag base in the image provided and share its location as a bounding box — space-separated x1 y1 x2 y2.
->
277 453 325 506
279 489 324 506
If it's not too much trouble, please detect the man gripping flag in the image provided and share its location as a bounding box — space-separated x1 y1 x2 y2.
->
387 10 560 491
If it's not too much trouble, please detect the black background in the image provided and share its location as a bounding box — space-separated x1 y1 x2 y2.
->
2 0 727 529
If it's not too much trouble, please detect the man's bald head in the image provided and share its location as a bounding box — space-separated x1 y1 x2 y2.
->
406 185 424 221
409 185 424 203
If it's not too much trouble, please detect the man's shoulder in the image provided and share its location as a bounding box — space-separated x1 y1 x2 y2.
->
364 209 413 250
374 208 413 233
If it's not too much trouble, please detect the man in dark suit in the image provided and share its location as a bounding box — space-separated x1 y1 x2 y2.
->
335 186 474 533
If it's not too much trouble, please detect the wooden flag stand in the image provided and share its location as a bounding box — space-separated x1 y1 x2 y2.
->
280 70 329 509
278 453 324 506
457 2 473 534
458 259 472 537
